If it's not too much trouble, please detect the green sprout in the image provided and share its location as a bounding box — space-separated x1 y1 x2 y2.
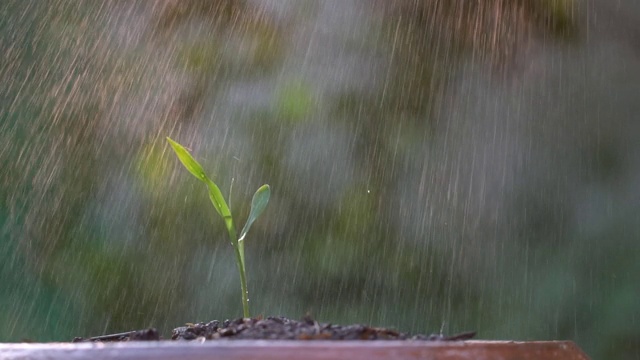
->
166 137 270 318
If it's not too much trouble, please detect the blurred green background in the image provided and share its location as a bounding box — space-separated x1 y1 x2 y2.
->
1 1 639 358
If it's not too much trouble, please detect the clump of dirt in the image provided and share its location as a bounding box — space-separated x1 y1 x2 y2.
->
73 316 475 342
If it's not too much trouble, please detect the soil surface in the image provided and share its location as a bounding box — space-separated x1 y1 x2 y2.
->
72 316 475 342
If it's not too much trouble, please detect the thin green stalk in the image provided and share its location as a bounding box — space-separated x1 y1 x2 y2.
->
232 240 250 318
224 220 250 318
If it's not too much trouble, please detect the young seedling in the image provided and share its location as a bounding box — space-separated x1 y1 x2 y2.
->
166 137 270 318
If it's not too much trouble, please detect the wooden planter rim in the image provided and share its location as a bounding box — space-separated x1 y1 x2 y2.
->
0 340 591 360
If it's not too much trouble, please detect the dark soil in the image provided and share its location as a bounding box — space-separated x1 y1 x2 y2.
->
72 316 475 342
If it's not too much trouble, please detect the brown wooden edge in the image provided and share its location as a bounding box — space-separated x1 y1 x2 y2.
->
0 340 591 360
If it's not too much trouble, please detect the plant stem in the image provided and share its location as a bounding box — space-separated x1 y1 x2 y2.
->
233 243 250 318
225 218 250 318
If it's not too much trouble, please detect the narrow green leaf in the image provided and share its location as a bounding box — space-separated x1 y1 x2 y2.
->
239 184 270 242
207 187 224 217
206 178 232 217
166 137 207 182
167 137 231 219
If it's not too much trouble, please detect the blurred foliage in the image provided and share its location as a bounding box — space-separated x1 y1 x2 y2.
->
275 81 315 122
179 42 222 74
0 1 637 359
377 0 577 73
153 0 248 33
531 0 577 35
